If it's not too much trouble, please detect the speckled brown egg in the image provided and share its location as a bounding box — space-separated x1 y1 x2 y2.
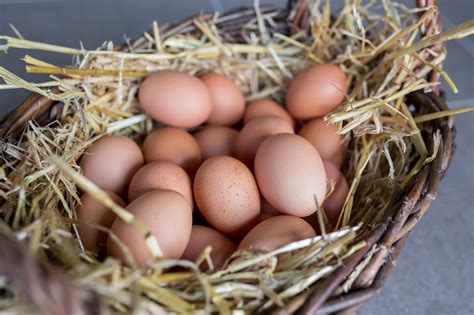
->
138 71 212 128
286 64 348 119
200 72 245 126
80 135 144 195
298 118 346 168
194 156 260 236
243 99 295 127
322 161 349 225
194 126 239 160
182 225 237 269
128 161 193 206
235 116 294 169
76 191 125 255
238 215 316 251
254 134 326 217
142 128 202 176
107 190 192 267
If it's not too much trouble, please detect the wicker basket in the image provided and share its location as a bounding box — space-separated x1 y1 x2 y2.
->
0 0 455 314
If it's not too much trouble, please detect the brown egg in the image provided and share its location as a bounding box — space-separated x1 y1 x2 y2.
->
322 161 349 225
235 117 294 169
182 225 237 269
194 156 260 236
200 72 245 126
254 134 326 217
298 118 346 168
128 161 193 206
286 64 348 119
138 72 212 128
238 215 316 251
142 128 202 176
258 197 281 222
80 135 144 195
243 99 295 127
194 126 239 160
107 190 192 267
76 191 125 255
261 197 281 216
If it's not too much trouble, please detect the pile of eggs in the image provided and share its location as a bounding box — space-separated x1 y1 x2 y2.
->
77 64 349 268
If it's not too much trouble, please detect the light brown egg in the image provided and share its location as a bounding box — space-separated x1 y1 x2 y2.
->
298 118 346 168
80 135 144 196
128 161 193 206
235 116 294 169
107 190 192 267
182 225 236 270
238 215 316 251
286 64 348 119
322 161 349 225
254 134 326 217
142 128 202 176
243 99 295 127
194 126 239 160
138 72 212 128
76 191 125 255
200 72 245 126
194 156 260 236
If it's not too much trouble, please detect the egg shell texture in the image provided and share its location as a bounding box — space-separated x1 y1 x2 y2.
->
182 225 236 269
238 215 316 251
128 161 193 206
286 64 348 119
142 128 202 176
194 126 239 160
80 135 144 196
138 71 212 128
107 189 192 267
254 133 327 217
235 116 294 169
243 99 295 127
200 72 245 126
194 156 260 236
298 118 346 168
76 191 125 255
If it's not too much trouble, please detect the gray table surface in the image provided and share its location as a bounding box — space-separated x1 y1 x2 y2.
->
1 1 473 314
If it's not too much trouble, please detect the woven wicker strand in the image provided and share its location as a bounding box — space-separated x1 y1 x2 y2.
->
0 0 456 314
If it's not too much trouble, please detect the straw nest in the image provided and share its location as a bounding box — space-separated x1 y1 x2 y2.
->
0 1 473 313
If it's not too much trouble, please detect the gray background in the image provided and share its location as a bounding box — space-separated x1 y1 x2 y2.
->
0 1 473 314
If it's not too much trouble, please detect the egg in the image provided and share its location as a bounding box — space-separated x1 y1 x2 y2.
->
142 128 202 176
298 118 346 168
258 197 281 222
322 161 349 225
200 72 245 126
243 99 295 127
138 72 212 128
76 191 125 255
286 64 348 119
194 156 260 236
238 215 316 251
235 116 294 169
181 225 236 269
194 126 239 160
80 135 144 195
254 133 326 217
107 190 192 266
128 161 193 206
